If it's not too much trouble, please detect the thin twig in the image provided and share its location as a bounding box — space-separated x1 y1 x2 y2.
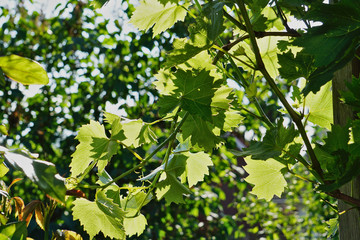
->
236 0 324 180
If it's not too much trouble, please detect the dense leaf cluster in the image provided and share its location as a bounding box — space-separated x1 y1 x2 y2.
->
1 0 360 239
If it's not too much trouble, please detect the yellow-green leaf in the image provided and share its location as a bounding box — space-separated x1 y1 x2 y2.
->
184 152 213 187
243 157 287 201
129 0 189 37
72 197 126 239
0 55 49 85
70 120 118 177
124 214 147 237
305 80 333 130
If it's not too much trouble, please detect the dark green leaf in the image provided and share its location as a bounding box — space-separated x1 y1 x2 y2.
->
232 119 298 160
341 76 360 112
202 2 226 41
181 114 222 151
294 0 360 94
277 50 314 82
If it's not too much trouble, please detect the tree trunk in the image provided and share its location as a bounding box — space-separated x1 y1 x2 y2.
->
328 0 360 236
333 61 360 239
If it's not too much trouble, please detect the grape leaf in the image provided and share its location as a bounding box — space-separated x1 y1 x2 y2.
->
179 51 217 72
244 157 287 201
164 38 210 69
123 214 147 237
120 190 152 216
137 124 158 145
305 80 333 130
158 69 217 122
129 0 190 37
153 69 177 95
181 114 222 151
341 76 360 112
109 117 126 142
164 19 213 68
0 161 9 178
0 124 8 136
164 152 213 187
232 119 298 160
105 112 156 147
202 1 226 41
277 50 315 82
53 230 83 240
315 124 360 191
325 218 338 239
296 0 360 67
119 190 151 237
71 120 118 176
156 172 191 205
174 69 216 121
183 152 213 187
104 112 121 124
121 120 145 148
213 110 243 132
0 55 49 85
211 85 233 110
231 36 285 78
294 0 360 95
72 193 126 239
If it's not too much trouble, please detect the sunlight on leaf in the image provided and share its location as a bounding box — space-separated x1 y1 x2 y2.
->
129 0 189 37
0 55 49 85
244 157 287 201
305 80 333 130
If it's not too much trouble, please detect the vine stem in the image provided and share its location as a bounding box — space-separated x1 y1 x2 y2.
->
212 45 254 70
92 112 189 190
236 0 324 180
327 190 360 208
226 49 274 128
119 142 144 161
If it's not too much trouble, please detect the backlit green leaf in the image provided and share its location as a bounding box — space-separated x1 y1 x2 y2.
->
164 19 213 68
72 193 126 239
278 50 315 82
121 120 145 148
174 69 216 121
231 36 285 78
156 172 191 205
294 0 360 94
129 0 189 37
0 221 27 240
183 152 213 187
71 120 118 176
120 190 152 216
124 214 147 237
0 55 49 85
0 125 8 136
305 80 333 130
0 162 9 178
244 157 287 201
